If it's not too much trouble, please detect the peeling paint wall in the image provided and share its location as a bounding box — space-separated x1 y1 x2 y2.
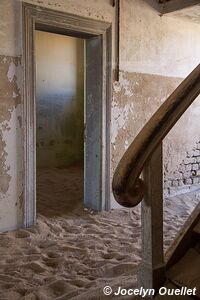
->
112 71 182 171
0 56 23 231
0 0 200 229
111 71 200 207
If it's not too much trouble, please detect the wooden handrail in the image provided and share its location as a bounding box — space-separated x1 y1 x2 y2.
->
112 64 200 207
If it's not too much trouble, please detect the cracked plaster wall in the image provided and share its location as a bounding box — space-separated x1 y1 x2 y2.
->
0 0 200 227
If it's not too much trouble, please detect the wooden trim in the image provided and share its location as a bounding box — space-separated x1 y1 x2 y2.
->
22 2 112 227
105 26 112 210
23 4 36 227
138 144 166 291
23 2 110 35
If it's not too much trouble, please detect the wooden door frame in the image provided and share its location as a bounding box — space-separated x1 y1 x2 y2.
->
22 2 112 227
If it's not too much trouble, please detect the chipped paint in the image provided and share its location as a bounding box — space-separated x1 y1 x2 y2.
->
0 131 10 194
0 56 21 196
0 55 23 231
124 140 129 150
111 96 134 144
7 61 16 82
113 72 133 97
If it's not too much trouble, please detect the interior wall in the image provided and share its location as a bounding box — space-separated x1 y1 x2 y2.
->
0 0 200 230
35 31 84 168
111 0 200 206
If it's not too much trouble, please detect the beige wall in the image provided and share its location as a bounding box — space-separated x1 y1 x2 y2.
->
0 0 200 230
120 0 200 78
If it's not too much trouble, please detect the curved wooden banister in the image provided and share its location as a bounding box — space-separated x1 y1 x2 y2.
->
112 64 200 208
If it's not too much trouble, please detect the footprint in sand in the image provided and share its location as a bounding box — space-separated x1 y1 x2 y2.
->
23 247 41 255
15 230 31 238
22 292 37 299
36 279 76 299
43 257 66 268
69 278 90 288
38 240 56 249
0 236 14 247
0 282 14 289
101 252 115 259
0 291 22 300
101 252 125 261
46 251 62 259
22 262 47 273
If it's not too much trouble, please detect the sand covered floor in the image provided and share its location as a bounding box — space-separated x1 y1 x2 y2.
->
0 166 200 300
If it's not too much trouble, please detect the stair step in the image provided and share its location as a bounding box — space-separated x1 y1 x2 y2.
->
167 248 200 298
193 220 200 238
194 243 200 254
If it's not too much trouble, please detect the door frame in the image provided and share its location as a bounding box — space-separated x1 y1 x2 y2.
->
22 2 112 227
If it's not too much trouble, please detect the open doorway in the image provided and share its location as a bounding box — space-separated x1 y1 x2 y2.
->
23 3 112 227
35 31 84 217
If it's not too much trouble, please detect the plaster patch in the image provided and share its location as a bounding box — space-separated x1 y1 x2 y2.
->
0 55 22 197
0 55 22 123
111 97 134 144
0 103 24 230
0 121 11 195
13 91 18 98
124 140 129 150
113 71 133 97
1 106 23 191
7 61 16 82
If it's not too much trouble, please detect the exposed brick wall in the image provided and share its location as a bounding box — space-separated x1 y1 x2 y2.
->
164 142 200 196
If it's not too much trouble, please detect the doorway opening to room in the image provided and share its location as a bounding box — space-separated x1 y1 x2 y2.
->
35 31 84 217
23 3 112 227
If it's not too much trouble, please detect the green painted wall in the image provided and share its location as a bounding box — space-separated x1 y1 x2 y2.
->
35 31 84 168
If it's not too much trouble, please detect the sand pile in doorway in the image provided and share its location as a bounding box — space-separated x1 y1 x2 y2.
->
0 167 199 300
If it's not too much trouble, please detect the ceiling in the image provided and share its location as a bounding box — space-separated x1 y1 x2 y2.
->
169 4 200 24
145 0 200 24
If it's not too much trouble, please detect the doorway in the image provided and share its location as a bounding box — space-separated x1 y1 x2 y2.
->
23 3 112 227
35 31 84 217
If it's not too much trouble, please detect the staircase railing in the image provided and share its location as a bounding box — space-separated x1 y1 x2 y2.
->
112 64 200 291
